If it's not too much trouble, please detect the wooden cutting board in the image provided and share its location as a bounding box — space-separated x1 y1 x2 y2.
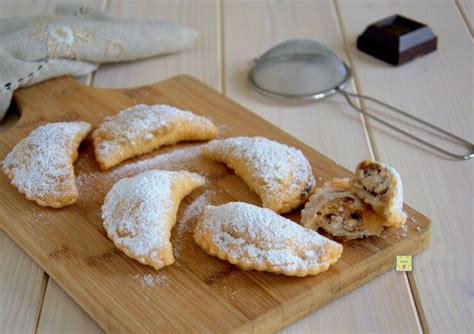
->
0 75 430 333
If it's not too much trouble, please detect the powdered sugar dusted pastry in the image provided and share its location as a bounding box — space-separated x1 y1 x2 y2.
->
350 160 406 227
93 104 217 170
202 137 315 214
2 122 92 208
301 178 384 241
194 202 342 276
102 170 205 270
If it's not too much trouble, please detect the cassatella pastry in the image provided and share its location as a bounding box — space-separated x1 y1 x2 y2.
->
102 170 205 270
350 160 406 227
202 136 315 214
92 104 217 170
301 178 385 241
1 121 92 208
194 202 342 277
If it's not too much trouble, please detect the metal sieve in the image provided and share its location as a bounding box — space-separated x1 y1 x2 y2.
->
249 39 473 160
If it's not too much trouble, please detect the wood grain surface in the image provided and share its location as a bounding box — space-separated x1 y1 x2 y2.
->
0 75 430 333
457 0 474 34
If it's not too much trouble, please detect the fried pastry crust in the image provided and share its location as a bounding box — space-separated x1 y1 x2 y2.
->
93 104 217 170
301 178 385 241
202 136 315 214
102 170 205 270
2 121 92 208
350 160 406 227
194 202 342 277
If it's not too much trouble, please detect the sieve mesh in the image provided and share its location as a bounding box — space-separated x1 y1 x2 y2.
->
250 39 349 98
248 39 474 160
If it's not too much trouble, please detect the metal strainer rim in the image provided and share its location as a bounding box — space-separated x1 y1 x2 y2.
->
247 40 474 160
249 55 352 101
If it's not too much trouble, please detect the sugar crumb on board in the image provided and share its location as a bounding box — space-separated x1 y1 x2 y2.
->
395 223 409 239
221 285 240 300
107 145 205 181
173 190 213 260
181 191 212 226
130 273 169 288
216 123 230 137
408 216 422 232
75 170 99 191
25 207 53 225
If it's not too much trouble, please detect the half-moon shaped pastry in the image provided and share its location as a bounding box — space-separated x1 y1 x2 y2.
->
193 202 342 277
301 178 384 240
2 121 92 208
202 136 315 214
350 160 406 227
102 170 205 269
92 104 217 170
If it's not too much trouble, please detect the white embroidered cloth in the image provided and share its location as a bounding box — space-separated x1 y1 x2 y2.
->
0 5 198 120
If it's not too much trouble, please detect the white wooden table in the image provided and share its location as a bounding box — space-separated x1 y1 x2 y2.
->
1 0 472 332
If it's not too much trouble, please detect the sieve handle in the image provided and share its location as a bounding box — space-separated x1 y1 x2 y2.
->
336 89 474 160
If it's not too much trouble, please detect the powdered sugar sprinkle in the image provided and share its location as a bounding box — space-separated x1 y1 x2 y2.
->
108 145 204 181
102 170 205 267
173 190 212 260
130 273 169 288
203 137 314 211
1 121 91 205
94 104 215 162
194 202 342 275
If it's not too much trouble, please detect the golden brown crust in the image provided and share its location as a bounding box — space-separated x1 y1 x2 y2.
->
202 137 315 214
1 122 92 208
102 170 205 270
92 104 217 170
194 202 342 276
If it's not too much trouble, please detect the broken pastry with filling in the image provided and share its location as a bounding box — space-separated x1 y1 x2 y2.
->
300 178 385 241
350 160 406 227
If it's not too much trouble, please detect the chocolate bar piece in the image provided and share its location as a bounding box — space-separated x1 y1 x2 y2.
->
357 15 437 65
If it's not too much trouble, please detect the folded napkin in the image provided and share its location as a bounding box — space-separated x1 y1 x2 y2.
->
0 4 198 120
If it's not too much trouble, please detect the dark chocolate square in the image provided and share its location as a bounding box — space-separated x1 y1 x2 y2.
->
357 14 437 65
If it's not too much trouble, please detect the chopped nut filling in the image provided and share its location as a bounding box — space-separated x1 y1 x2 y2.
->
358 167 389 197
300 180 314 198
317 197 364 232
